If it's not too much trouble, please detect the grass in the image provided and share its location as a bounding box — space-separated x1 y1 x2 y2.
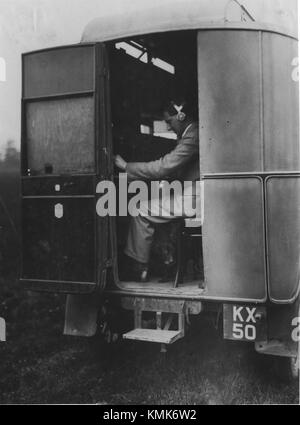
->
0 273 298 404
0 171 299 404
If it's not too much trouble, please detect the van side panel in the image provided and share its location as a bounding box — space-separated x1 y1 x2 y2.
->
263 33 299 172
262 33 299 303
266 177 300 302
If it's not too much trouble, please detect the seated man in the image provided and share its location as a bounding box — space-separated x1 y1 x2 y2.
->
114 99 200 282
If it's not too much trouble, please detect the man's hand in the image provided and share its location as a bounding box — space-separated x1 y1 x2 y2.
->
114 154 127 171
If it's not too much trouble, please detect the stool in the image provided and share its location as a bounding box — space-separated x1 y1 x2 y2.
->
174 217 203 288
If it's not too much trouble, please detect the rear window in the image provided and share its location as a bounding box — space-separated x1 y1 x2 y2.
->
26 97 95 175
23 46 97 175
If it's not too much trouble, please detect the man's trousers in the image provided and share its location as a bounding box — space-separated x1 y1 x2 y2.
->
124 184 202 264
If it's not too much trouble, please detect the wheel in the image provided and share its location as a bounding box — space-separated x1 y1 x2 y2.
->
289 354 300 380
272 300 300 382
273 354 299 382
93 299 133 345
97 301 125 344
89 301 129 362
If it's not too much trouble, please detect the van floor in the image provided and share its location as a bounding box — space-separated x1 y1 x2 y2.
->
112 279 205 299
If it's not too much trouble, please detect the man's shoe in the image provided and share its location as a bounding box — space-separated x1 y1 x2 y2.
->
136 268 149 283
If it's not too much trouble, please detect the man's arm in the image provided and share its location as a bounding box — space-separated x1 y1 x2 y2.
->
126 131 199 181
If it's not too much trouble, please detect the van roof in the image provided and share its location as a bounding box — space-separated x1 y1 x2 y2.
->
81 1 297 43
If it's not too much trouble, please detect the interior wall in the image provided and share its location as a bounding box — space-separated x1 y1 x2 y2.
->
109 31 199 276
109 31 198 163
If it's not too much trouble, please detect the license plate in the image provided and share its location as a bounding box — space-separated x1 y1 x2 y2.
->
223 304 267 342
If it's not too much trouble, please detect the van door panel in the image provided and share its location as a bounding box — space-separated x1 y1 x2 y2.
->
202 178 267 302
22 197 95 283
21 44 109 294
197 30 262 174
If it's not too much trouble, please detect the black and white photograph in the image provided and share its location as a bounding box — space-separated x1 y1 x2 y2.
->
0 0 299 407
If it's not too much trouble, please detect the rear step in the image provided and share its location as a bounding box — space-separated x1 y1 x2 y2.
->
123 329 183 344
121 297 202 347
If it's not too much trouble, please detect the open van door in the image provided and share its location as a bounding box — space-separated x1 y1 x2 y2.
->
20 43 111 295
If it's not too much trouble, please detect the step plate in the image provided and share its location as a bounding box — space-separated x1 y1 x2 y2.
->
123 328 183 344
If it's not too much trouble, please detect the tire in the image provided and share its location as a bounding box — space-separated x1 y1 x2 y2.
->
273 355 299 383
272 300 300 383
